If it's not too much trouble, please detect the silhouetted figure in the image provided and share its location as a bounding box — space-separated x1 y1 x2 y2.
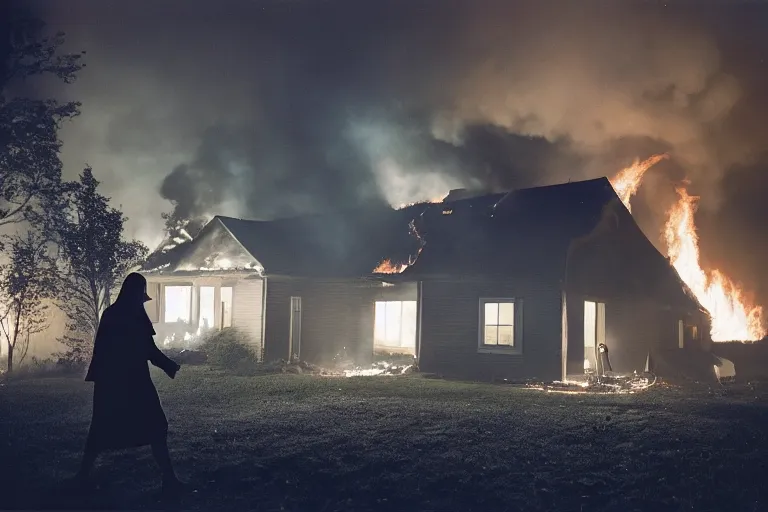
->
74 272 185 496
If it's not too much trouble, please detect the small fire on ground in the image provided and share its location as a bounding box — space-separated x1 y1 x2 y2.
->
610 155 766 341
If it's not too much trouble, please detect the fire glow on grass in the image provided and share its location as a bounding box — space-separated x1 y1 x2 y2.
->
610 156 766 341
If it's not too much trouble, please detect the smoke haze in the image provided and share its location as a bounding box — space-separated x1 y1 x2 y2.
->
10 0 768 304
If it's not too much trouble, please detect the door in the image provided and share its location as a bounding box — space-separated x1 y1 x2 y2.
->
289 297 302 361
584 300 606 373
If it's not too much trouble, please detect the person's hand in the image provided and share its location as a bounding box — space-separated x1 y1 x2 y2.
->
168 362 181 379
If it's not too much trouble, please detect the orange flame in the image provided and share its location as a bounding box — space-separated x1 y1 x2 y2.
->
664 187 764 341
610 154 669 213
373 259 408 274
610 156 766 342
396 194 446 210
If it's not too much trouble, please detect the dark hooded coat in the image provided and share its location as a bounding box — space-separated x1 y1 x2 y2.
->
84 273 180 450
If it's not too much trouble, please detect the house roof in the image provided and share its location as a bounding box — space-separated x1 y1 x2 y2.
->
399 177 618 279
142 176 706 314
214 201 431 277
395 177 705 312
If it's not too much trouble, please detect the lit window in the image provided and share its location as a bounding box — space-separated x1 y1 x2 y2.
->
374 301 417 353
164 286 192 324
479 299 521 353
220 287 233 328
198 286 215 332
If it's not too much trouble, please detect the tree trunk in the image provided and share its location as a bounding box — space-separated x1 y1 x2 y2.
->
6 344 13 373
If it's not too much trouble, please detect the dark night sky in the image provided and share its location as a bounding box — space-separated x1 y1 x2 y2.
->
7 0 768 307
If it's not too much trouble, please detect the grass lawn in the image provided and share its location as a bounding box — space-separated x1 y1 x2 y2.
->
1 367 767 511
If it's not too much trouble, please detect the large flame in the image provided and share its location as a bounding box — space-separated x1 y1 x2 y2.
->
664 187 764 341
611 154 669 213
610 157 766 342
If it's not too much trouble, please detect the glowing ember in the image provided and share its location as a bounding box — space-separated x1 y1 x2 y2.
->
664 187 764 341
396 194 446 210
372 259 408 274
610 154 669 213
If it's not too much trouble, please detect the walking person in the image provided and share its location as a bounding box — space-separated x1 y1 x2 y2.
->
73 272 186 496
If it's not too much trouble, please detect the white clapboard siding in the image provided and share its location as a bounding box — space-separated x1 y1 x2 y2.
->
232 278 264 358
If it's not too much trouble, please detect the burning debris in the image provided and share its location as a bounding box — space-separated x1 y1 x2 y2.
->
526 373 657 394
343 360 416 377
610 157 767 342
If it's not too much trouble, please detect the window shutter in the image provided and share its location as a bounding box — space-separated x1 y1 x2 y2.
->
514 298 524 349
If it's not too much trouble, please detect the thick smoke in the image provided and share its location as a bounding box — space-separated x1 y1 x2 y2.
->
23 0 768 297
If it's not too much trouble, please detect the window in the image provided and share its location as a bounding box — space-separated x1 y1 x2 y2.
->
478 298 522 353
198 286 215 332
164 285 192 323
482 301 515 346
220 287 233 328
374 301 417 352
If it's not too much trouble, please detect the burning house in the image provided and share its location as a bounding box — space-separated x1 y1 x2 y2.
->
141 203 430 362
143 177 712 382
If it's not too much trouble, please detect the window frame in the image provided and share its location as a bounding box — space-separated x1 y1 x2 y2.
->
478 297 522 355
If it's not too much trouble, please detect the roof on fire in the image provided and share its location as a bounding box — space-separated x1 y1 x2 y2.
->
395 176 705 313
213 201 429 277
395 177 618 279
140 176 704 313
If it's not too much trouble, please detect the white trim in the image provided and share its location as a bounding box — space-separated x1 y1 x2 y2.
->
478 297 522 355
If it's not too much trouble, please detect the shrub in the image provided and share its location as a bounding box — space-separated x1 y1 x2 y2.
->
200 328 259 372
5 357 86 380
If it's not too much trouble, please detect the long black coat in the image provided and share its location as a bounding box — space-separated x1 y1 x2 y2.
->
84 301 179 451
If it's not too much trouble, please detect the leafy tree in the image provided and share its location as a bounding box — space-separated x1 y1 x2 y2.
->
0 230 59 373
55 167 148 363
1 16 84 229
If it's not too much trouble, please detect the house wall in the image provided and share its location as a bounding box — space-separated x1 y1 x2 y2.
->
263 278 413 364
418 277 563 383
143 273 265 353
232 277 265 355
564 201 712 376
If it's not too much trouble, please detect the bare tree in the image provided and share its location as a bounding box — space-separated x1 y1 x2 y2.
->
0 231 59 373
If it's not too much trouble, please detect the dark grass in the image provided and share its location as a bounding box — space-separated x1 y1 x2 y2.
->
1 368 767 511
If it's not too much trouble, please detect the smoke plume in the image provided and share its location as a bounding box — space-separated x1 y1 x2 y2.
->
15 0 768 300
